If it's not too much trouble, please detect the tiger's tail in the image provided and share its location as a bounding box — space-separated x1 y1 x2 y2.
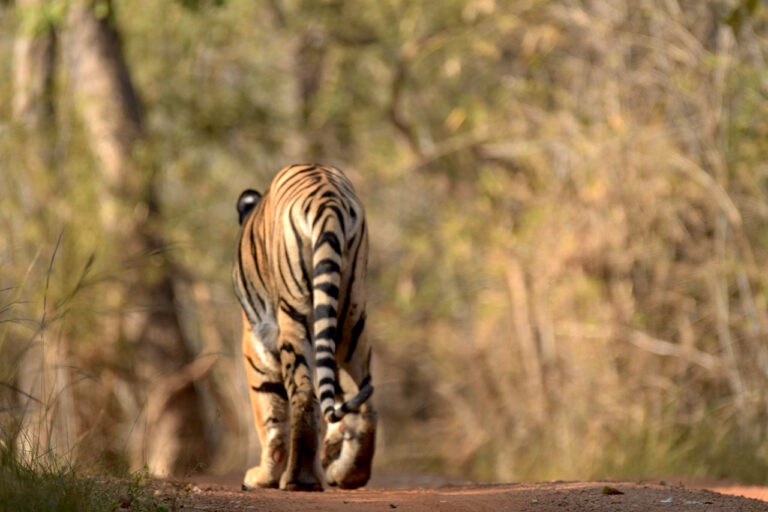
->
312 208 373 424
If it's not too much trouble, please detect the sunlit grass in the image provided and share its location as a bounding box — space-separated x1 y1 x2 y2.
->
0 439 176 512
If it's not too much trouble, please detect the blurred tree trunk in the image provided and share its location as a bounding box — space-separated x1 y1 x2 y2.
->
63 0 211 476
12 0 78 464
13 0 56 164
295 26 327 160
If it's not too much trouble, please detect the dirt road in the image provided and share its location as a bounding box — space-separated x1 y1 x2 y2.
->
173 473 768 511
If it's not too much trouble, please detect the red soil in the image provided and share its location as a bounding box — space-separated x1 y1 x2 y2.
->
165 472 768 512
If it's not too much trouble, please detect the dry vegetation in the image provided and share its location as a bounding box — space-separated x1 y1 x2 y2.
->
1 0 768 489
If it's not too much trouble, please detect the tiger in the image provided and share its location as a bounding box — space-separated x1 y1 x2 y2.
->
233 164 376 491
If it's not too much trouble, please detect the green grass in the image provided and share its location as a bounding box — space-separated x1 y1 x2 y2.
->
0 441 177 512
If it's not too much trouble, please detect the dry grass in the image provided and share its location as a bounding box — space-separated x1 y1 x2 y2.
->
0 444 172 512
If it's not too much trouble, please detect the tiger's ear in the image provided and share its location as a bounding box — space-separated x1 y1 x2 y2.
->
237 189 261 225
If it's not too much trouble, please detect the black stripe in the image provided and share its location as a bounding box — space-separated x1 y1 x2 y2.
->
279 301 311 342
317 214 334 237
278 343 309 371
316 345 334 354
313 282 339 297
289 214 311 292
303 195 314 217
314 305 336 320
257 222 271 285
330 205 346 237
277 268 292 298
338 233 363 328
237 238 265 313
278 166 318 193
245 355 267 375
281 239 304 298
313 259 340 277
319 390 335 402
348 219 365 252
312 203 330 229
301 182 324 207
315 326 336 341
280 300 307 325
341 182 355 197
318 376 335 388
345 312 366 362
252 383 288 401
291 165 317 176
320 190 338 200
302 183 328 216
316 357 336 369
313 232 341 254
234 258 256 314
275 172 321 204
248 228 269 303
294 354 309 370
313 204 346 237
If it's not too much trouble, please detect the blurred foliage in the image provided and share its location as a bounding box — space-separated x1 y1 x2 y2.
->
2 0 768 484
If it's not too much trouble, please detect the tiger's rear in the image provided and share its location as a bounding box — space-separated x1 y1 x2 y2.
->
233 164 375 491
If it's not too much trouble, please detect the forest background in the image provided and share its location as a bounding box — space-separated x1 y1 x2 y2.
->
2 0 768 486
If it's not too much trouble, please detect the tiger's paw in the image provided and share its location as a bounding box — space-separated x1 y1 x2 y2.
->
323 418 375 489
281 480 324 492
321 421 344 470
242 465 279 490
324 457 371 489
279 469 323 492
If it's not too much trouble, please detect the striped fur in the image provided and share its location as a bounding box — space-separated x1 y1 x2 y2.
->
233 164 376 491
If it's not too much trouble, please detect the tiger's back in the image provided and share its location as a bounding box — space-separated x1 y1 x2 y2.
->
234 164 375 491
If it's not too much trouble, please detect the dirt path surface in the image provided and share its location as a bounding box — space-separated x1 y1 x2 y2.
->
173 474 768 511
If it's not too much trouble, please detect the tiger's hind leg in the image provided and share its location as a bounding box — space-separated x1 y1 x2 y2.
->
277 303 323 492
241 314 289 490
323 313 376 489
